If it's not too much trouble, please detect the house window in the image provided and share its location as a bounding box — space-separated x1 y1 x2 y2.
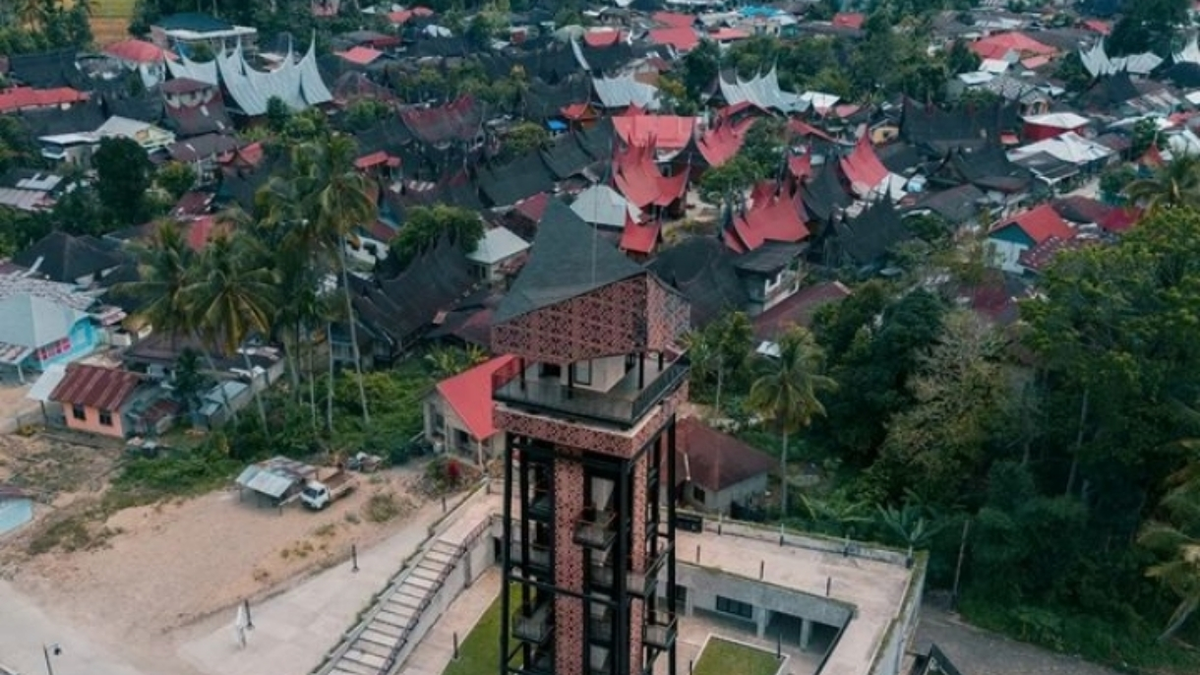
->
692 485 707 503
572 360 592 385
715 595 753 620
71 404 86 421
36 337 71 362
454 428 471 451
99 410 113 427
539 363 561 379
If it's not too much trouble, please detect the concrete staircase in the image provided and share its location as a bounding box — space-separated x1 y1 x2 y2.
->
322 539 463 675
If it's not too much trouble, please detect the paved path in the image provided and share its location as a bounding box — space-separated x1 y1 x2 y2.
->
914 608 1121 675
0 579 150 675
175 488 485 675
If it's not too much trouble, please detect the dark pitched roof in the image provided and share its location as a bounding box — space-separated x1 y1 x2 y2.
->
350 237 475 347
834 199 912 266
540 133 599 180
477 152 557 207
15 99 107 137
939 144 1032 193
900 98 1019 155
801 161 851 223
495 199 644 323
50 364 142 410
155 13 233 32
7 49 80 89
677 418 776 492
649 236 747 327
733 241 807 274
12 231 124 283
908 183 987 223
1080 73 1140 111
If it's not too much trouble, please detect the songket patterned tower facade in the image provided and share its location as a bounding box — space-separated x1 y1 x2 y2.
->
493 201 690 675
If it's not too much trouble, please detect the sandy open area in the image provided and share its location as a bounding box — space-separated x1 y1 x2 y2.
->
0 431 436 673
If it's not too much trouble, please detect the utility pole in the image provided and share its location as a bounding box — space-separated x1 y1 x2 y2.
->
951 519 970 610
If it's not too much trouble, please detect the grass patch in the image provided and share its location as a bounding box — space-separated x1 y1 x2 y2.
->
104 446 240 511
442 585 520 675
364 492 401 523
693 637 781 675
91 0 136 18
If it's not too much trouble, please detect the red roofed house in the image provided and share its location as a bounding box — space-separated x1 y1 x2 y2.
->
986 203 1075 273
969 32 1057 61
613 114 696 152
649 27 700 52
104 39 177 65
424 355 522 464
0 87 88 114
619 212 662 259
50 364 145 438
832 12 866 30
676 417 776 514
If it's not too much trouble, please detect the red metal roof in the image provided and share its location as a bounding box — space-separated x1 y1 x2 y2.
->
697 117 753 167
652 11 694 29
992 204 1074 244
50 364 142 411
969 32 1056 60
788 153 812 182
104 39 177 63
355 150 391 169
514 192 550 222
184 215 229 251
614 142 690 209
649 27 699 52
708 28 749 41
613 114 695 151
832 12 865 30
787 118 837 144
338 46 383 66
1099 206 1141 233
0 86 88 113
1082 19 1111 35
584 30 624 47
726 183 810 252
435 355 520 441
1018 236 1095 272
839 134 890 195
560 103 595 120
619 215 661 255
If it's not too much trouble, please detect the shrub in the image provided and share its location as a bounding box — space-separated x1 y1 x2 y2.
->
364 492 401 523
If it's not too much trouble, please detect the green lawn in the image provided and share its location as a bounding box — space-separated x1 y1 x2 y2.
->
442 585 518 675
92 0 137 18
693 637 782 675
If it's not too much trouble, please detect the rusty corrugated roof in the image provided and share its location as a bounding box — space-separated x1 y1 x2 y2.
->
50 364 141 411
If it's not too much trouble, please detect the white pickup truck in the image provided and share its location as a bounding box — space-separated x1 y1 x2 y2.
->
300 469 358 510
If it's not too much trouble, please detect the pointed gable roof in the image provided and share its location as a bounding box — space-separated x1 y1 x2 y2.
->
494 200 644 323
12 231 123 284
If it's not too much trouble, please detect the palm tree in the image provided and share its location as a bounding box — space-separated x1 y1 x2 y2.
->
185 232 277 434
259 134 375 427
1126 154 1200 214
17 0 47 29
748 326 836 516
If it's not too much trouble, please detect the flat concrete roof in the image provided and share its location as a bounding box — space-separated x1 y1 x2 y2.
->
675 523 917 675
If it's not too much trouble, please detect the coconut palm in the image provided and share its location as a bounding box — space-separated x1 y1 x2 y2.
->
1126 154 1200 214
112 221 195 338
748 326 836 516
185 232 277 434
259 133 375 426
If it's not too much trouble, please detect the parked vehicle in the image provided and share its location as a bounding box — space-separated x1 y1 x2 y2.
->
300 469 358 510
346 452 383 473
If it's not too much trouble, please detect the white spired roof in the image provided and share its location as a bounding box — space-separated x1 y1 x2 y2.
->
189 38 332 117
1079 40 1163 78
467 226 531 266
718 67 806 113
571 184 643 229
166 52 219 85
593 73 661 110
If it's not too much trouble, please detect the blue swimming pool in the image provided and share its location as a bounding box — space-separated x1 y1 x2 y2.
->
0 498 33 536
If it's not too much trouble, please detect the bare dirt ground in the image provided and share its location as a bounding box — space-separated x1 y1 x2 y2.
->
0 431 433 668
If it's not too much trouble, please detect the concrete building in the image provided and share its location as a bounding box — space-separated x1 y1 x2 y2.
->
49 364 143 438
495 200 690 675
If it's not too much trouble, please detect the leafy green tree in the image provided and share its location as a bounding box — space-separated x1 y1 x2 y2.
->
389 205 485 266
423 344 488 379
869 311 1010 505
503 121 550 158
265 96 291 133
1130 117 1162 159
748 326 837 516
345 98 390 131
740 117 786 181
186 232 277 434
945 39 980 76
683 311 753 416
1109 0 1188 56
259 134 377 426
172 347 210 415
1139 445 1200 642
1054 51 1092 93
93 137 153 225
699 155 757 207
1126 155 1200 215
681 39 719 102
157 161 197 201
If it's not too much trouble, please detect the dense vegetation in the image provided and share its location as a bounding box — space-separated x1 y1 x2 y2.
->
692 202 1200 670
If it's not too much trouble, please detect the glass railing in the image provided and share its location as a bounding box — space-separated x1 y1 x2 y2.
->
643 611 678 650
512 602 553 644
574 508 617 550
